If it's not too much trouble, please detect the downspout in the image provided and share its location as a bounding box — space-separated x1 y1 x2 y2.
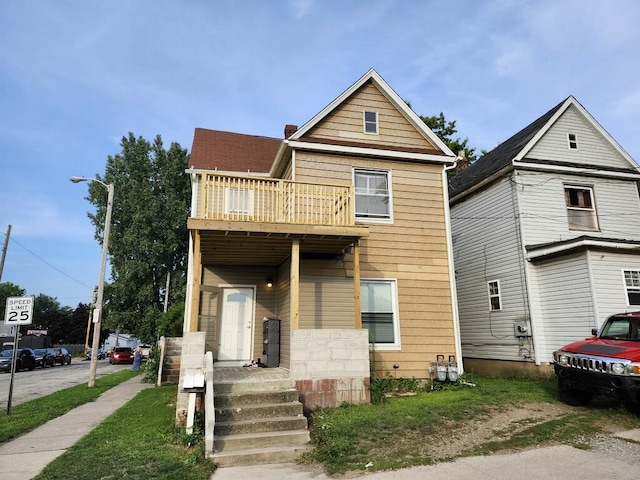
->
443 152 464 373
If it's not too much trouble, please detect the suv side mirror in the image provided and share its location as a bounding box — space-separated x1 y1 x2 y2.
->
591 328 599 336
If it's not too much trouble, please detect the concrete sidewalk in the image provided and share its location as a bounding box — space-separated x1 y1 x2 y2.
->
0 376 151 480
212 429 640 480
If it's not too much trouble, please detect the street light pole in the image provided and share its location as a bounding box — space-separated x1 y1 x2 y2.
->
70 176 114 388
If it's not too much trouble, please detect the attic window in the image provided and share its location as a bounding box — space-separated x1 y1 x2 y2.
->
364 110 378 134
568 133 578 149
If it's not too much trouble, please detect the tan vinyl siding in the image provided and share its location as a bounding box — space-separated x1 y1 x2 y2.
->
201 266 277 362
276 259 291 369
295 152 456 378
299 276 355 329
306 81 438 151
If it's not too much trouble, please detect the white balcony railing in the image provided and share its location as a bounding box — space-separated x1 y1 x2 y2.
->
198 174 355 227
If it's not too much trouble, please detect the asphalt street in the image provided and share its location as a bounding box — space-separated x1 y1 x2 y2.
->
0 358 130 409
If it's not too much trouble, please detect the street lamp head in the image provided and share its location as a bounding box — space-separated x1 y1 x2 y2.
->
69 176 87 184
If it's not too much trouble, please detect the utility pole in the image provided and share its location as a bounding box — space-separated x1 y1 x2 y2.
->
163 271 170 313
0 224 11 281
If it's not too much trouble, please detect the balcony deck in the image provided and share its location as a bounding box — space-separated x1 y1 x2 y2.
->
188 174 368 265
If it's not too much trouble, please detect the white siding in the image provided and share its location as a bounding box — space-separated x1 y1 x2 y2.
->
589 251 640 325
528 105 632 170
516 170 640 246
529 253 595 362
451 177 530 361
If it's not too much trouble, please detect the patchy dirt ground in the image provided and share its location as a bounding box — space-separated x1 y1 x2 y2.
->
425 401 577 459
414 400 639 462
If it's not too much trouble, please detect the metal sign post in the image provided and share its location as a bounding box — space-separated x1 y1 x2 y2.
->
4 296 34 415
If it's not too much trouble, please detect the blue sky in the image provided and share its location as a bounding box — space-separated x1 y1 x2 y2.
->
1 0 639 308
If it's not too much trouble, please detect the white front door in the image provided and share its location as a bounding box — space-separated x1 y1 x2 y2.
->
218 287 254 363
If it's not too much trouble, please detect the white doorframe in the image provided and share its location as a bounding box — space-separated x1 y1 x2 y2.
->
217 285 256 365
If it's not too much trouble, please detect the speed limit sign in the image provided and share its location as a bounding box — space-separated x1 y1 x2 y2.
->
4 296 34 325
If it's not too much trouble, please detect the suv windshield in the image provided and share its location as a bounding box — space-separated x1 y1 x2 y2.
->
600 316 640 340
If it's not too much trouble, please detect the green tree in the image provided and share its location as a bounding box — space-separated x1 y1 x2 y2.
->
0 282 26 320
86 133 190 342
419 112 477 162
32 294 73 343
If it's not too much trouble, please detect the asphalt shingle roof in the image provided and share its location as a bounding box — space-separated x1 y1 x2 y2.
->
449 98 566 199
189 128 282 173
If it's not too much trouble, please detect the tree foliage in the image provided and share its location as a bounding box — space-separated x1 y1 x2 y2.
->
419 112 477 162
0 283 91 344
86 133 190 342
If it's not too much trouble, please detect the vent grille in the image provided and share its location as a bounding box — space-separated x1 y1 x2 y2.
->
556 352 630 375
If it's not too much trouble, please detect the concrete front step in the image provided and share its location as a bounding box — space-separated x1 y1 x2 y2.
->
213 379 295 394
215 415 308 436
212 444 313 468
216 401 303 422
215 389 300 407
214 429 311 451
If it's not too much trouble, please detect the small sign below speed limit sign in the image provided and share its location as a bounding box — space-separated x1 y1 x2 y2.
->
4 296 34 325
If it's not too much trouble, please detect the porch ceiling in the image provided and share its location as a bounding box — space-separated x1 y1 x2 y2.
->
196 227 367 266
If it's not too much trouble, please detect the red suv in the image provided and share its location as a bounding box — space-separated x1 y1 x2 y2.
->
554 311 640 406
109 347 134 364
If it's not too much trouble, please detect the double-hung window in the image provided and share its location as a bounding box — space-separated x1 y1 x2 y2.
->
361 279 400 349
488 280 502 311
623 270 640 305
564 185 598 231
354 168 392 222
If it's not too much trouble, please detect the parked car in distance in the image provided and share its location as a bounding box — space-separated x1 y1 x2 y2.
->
0 348 37 372
34 348 56 368
86 348 106 361
53 347 72 365
137 344 153 359
110 347 134 364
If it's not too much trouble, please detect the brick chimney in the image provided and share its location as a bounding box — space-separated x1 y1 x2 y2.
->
284 124 298 138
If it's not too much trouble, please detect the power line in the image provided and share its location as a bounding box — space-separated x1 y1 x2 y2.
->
0 232 92 289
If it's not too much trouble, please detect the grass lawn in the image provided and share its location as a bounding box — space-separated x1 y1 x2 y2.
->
303 375 640 475
34 385 216 480
0 369 140 443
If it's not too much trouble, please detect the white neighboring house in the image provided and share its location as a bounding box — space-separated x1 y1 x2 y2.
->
449 96 640 376
103 333 138 353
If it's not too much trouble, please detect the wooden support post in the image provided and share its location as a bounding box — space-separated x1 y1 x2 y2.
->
189 230 202 332
353 240 362 328
291 238 300 329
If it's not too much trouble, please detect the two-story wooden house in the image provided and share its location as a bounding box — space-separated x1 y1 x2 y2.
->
449 96 640 376
180 69 462 413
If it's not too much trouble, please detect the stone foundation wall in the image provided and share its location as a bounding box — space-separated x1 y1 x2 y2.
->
463 357 555 378
290 329 370 411
175 331 206 427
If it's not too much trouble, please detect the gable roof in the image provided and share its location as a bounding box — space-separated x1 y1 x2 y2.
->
449 99 565 199
449 96 639 201
290 68 455 157
189 128 281 173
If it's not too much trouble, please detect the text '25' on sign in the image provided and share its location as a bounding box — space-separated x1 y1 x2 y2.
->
4 296 34 325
